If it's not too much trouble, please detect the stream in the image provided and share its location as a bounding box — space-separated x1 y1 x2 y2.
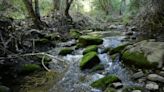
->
48 30 140 92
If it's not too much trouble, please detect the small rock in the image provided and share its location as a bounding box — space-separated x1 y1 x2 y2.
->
147 74 164 83
159 71 164 77
132 90 142 92
162 67 164 71
0 85 10 92
132 71 144 79
112 82 123 89
146 82 159 90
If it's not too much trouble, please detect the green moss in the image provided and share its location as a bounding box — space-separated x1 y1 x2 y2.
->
91 75 120 90
80 52 100 70
59 48 73 55
69 29 82 39
122 51 157 68
83 45 98 55
110 44 128 55
22 64 41 73
78 35 103 46
122 86 144 92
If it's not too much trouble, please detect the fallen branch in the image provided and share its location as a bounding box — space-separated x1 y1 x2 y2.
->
41 54 51 72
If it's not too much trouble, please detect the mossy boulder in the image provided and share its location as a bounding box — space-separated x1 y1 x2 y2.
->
78 35 103 46
69 29 82 39
122 51 158 68
83 45 98 55
80 52 100 70
110 44 128 55
91 75 121 90
59 48 73 55
0 85 10 92
22 64 41 73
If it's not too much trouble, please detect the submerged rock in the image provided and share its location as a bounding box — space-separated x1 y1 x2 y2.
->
80 52 100 70
91 75 121 90
59 48 73 55
78 35 103 46
122 40 164 69
83 45 98 55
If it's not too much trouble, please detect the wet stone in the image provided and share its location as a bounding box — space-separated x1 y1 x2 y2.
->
132 90 142 92
132 71 144 79
159 71 164 77
146 82 159 90
147 74 164 83
111 82 123 89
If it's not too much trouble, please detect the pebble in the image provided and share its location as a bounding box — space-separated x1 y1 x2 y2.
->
159 71 164 77
132 71 144 79
112 82 123 89
132 90 142 92
146 82 159 90
147 74 164 83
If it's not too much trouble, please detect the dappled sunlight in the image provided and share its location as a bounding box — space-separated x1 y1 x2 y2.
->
80 0 92 12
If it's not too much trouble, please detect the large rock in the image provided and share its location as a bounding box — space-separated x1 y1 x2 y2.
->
122 40 164 68
80 52 100 70
83 45 98 55
110 44 128 55
147 74 164 83
21 64 41 73
91 75 121 90
78 35 103 47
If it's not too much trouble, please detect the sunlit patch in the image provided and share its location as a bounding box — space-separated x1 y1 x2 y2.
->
81 0 92 12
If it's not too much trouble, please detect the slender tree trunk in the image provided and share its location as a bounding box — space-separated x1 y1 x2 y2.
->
120 0 126 15
34 0 40 19
23 0 44 29
65 0 73 22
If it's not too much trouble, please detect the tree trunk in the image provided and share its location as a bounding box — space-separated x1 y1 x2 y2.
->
53 0 60 11
65 0 73 22
23 0 44 29
34 0 40 19
120 0 126 15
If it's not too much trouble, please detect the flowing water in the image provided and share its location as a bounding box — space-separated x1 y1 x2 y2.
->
48 31 138 92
